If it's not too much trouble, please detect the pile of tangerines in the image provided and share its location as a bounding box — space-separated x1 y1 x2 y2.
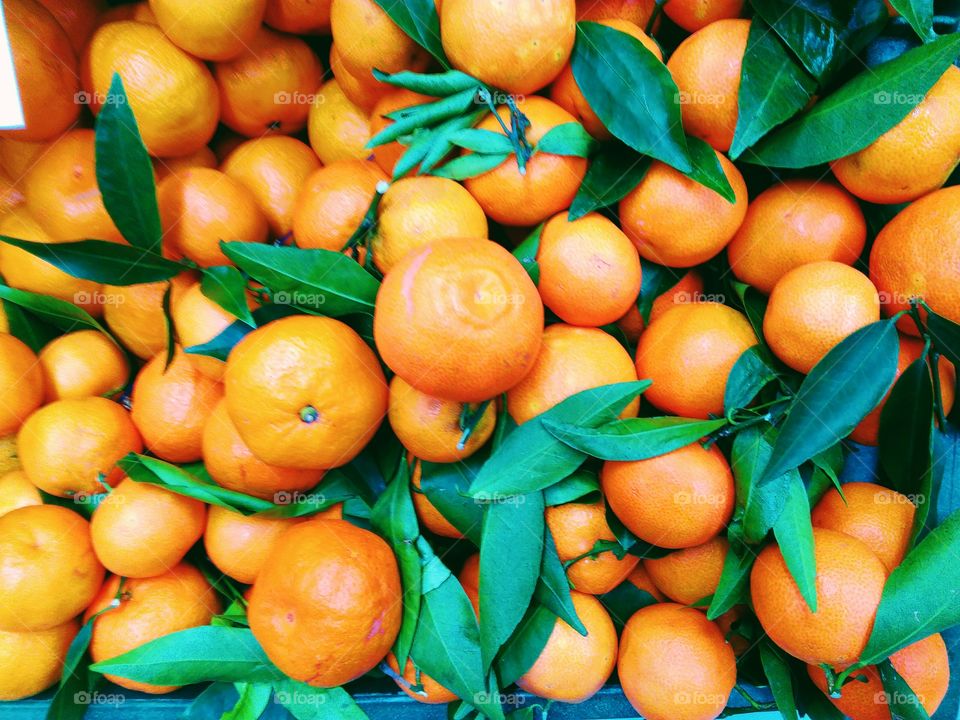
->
1 0 959 719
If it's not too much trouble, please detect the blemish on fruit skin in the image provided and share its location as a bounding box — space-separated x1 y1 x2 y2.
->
286 612 295 623
367 614 385 640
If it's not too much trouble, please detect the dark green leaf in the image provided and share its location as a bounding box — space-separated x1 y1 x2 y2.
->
0 284 113 339
273 680 368 720
761 320 899 483
222 683 272 720
544 415 726 461
571 22 691 171
878 659 932 720
535 528 586 635
496 605 555 688
181 683 241 720
759 641 800 720
535 122 595 158
933 425 960 525
511 224 541 284
185 303 300 362
926 309 960 369
543 471 600 506
201 266 254 325
449 128 515 155
94 73 162 253
706 538 755 620
887 0 936 42
372 68 476 96
731 425 790 544
724 345 780 417
432 152 510 180
879 356 934 498
371 0 447 65
636 260 681 325
568 144 650 221
749 33 960 167
0 298 60 351
732 281 769 342
682 136 735 202
45 618 98 720
598 582 658 631
772 470 818 611
419 455 486 544
369 90 476 147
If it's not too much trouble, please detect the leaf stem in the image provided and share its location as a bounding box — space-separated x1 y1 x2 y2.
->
930 351 949 429
646 0 669 35
458 399 492 450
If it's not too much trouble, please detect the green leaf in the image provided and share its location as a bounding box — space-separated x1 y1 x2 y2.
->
571 22 692 172
496 605 555 687
933 425 960 526
759 641 800 720
161 282 175 370
731 425 791 544
222 683 272 720
568 144 651 221
89 627 284 684
467 381 650 496
636 260 681 325
732 281 769 342
45 617 98 720
0 298 60 351
0 236 184 285
858 508 960 665
221 242 379 316
706 538 755 620
419 455 486 544
274 680 368 720
879 356 934 498
535 528 586 635
201 266 254 326
479 491 544 669
682 136 735 203
94 73 162 253
887 0 936 42
371 0 447 66
431 152 510 180
761 320 899 483
925 309 960 369
749 33 960 167
878 660 933 720
449 128 515 154
369 90 477 148
511 223 542 284
543 471 600 506
181 683 241 720
535 122 595 158
544 416 726 461
730 19 817 160
772 470 818 612
372 68 477 96
724 345 780 418
185 304 300 362
0 284 113 339
598 582 658 631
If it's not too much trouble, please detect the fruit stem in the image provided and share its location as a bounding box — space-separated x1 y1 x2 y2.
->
646 0 669 35
477 87 533 175
930 351 950 429
341 180 391 265
732 685 777 711
299 406 320 424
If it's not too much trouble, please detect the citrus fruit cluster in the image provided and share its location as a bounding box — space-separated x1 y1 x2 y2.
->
0 1 959 719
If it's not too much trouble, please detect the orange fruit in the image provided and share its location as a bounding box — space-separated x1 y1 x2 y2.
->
635 302 757 419
172 282 255 381
389 377 496 463
811 482 916 572
0 138 48 182
536 211 642 326
38 330 128 401
85 563 221 694
442 0 575 95
90 478 206 578
248 519 402 687
376 238 544 402
202 398 325 500
751 527 886 666
0 208 106 315
0 333 44 436
727 179 867 294
619 603 736 720
0 505 105 631
221 136 322 237
204 505 304 584
0 0 80 142
0 619 79 700
264 0 332 33
149 0 266 61
329 43 390 113
386 654 457 704
831 66 960 204
464 97 588 227
551 19 662 139
625 563 665 601
214 27 323 138
851 335 956 445
0 435 20 476
620 151 748 267
458 553 481 616
331 0 430 79
601 443 735 549
807 633 950 720
157 167 269 266
82 21 220 158
307 79 373 165
764 261 881 374
715 606 750 656
576 0 657 26
370 89 433 175
18 397 143 498
130 348 224 463
410 460 463 539
292 160 388 252
0 169 25 216
37 0 104 54
102 273 195 360
23 129 123 243
507 323 640 424
153 145 218 182
616 270 705 343
517 591 617 702
664 0 743 31
0 471 42 518
225 316 388 469
870 186 960 333
666 19 751 152
371 177 489 273
643 535 728 605
547 499 640 594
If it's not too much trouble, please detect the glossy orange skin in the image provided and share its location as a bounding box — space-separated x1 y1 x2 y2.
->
370 90 434 175
307 79 373 165
153 145 218 182
644 535 728 605
547 499 640 594
751 527 887 666
18 397 143 497
202 398 324 502
130 348 224 464
411 461 464 539
329 42 391 113
601 443 735 549
85 564 221 694
0 505 105 631
665 0 743 31
374 238 544 403
171 282 255 381
808 633 950 720
38 330 128 401
0 471 42 518
102 273 195 360
37 0 104 53
615 270 705 343
635 302 756 419
619 603 737 720
0 619 79 700
764 261 881 374
727 180 867 294
517 591 617 702
204 505 305 584
225 316 388 470
149 0 266 61
0 0 80 142
331 0 430 79
248 519 402 687
625 563 665 602
90 478 207 578
386 654 458 704
619 152 748 267
458 553 481 616
576 0 657 26
507 324 640 424
0 333 44 436
263 0 332 33
667 19 751 152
